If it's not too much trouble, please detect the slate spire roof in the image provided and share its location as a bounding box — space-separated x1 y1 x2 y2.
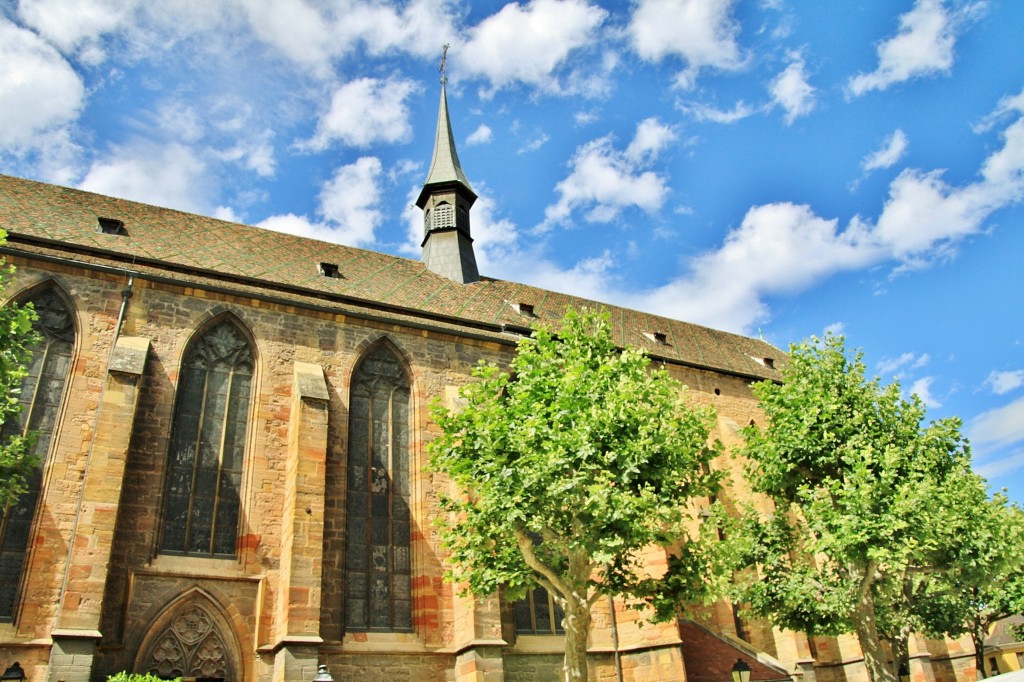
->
416 80 476 208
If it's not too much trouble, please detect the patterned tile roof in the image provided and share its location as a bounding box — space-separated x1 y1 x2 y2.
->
0 173 784 381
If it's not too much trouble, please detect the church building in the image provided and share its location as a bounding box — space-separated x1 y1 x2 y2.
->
0 79 974 682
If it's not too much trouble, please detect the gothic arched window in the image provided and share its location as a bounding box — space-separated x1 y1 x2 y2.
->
0 287 74 620
160 319 252 558
345 343 412 631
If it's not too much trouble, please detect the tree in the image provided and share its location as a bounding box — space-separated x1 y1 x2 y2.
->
913 493 1024 678
428 309 722 682
733 334 975 682
0 236 40 509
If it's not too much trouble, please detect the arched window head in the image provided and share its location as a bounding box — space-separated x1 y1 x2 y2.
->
137 597 239 680
0 287 74 621
160 319 253 558
345 342 412 631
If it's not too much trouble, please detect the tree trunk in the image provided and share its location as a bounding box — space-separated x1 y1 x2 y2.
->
889 629 910 682
973 615 987 679
852 596 897 682
562 594 593 682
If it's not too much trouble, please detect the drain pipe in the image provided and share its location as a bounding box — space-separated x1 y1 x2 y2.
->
54 274 135 623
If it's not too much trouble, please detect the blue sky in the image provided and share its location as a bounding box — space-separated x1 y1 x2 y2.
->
2 0 1023 500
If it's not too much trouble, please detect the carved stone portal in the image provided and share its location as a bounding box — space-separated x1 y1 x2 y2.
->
140 602 233 680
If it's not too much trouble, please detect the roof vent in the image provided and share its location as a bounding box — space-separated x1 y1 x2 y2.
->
643 331 669 346
319 262 341 279
749 355 776 369
512 302 536 317
97 217 127 235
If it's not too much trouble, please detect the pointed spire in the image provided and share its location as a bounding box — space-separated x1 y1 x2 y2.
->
416 66 475 207
418 45 480 284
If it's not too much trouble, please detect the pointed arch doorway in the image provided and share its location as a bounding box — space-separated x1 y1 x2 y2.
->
135 591 242 681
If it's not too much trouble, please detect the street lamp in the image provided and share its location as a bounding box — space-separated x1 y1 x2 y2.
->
0 662 25 681
731 659 752 682
312 663 334 681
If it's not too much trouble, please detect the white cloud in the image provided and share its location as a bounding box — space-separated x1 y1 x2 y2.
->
630 202 878 331
467 124 493 146
681 100 757 124
625 118 677 164
79 142 210 213
650 87 1022 333
909 376 942 408
458 0 607 96
304 77 419 150
17 0 138 60
260 157 384 247
213 205 242 222
846 0 979 97
318 157 384 246
333 0 461 61
969 395 1024 453
518 134 551 154
975 447 1024 480
862 129 909 172
877 351 931 375
542 118 676 227
984 370 1024 395
0 19 85 153
239 0 340 76
629 0 744 89
770 52 815 124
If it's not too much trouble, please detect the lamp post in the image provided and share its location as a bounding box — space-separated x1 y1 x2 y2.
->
731 659 752 682
0 662 25 681
312 663 334 681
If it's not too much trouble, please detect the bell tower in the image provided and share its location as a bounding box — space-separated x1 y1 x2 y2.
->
416 45 480 284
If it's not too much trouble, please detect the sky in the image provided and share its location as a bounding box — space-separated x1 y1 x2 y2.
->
2 0 1023 500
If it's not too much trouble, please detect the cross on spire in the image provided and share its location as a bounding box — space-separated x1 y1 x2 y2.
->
439 43 449 85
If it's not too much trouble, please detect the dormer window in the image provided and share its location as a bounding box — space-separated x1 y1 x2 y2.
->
749 355 776 369
512 302 536 317
643 331 669 346
97 217 127 235
319 262 341 278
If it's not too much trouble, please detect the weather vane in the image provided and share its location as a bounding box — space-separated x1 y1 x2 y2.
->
439 43 449 85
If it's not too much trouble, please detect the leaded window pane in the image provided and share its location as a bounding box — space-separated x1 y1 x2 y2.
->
513 587 565 635
160 320 252 558
0 289 74 621
344 344 412 632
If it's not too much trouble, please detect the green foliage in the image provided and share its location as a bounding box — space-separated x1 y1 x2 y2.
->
0 233 40 509
106 673 180 682
733 334 982 682
912 493 1024 676
428 309 722 678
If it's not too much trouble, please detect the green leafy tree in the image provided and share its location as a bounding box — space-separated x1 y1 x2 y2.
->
733 334 975 682
428 309 722 682
913 493 1024 678
0 237 40 509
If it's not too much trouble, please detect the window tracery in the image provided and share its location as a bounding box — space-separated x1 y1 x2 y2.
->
160 319 252 557
141 602 231 680
0 287 74 620
345 342 412 631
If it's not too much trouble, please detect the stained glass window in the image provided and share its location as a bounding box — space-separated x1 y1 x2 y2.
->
160 320 252 558
513 587 565 635
0 288 74 621
345 343 412 631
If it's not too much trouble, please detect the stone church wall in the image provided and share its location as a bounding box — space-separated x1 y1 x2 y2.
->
0 254 974 682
